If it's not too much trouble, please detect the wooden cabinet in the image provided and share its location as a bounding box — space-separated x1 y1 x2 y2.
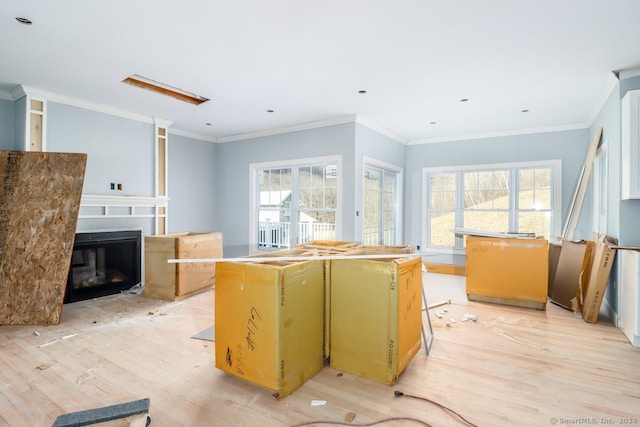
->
620 250 640 347
622 89 640 199
144 232 222 301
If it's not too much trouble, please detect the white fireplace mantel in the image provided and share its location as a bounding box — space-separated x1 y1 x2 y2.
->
80 194 169 218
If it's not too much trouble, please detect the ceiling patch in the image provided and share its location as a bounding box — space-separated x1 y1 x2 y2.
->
122 74 209 105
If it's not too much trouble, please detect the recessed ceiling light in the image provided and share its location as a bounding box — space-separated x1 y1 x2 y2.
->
122 74 209 105
430 121 437 125
358 90 367 94
521 109 530 113
267 109 274 113
205 123 212 126
460 98 469 102
16 17 32 25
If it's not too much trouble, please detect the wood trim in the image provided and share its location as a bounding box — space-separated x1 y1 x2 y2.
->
424 262 465 276
123 75 208 105
562 127 603 239
157 137 166 197
29 112 43 151
79 194 168 221
25 96 46 152
154 122 169 235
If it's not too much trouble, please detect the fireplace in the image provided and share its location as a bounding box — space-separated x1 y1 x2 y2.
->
65 230 142 303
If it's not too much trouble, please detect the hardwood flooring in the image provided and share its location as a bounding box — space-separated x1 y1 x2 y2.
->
1 273 639 427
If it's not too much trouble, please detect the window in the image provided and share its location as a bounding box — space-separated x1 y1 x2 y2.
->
363 158 402 245
250 156 341 251
423 160 561 251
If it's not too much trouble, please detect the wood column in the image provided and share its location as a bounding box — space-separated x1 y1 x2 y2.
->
154 119 171 235
25 96 46 151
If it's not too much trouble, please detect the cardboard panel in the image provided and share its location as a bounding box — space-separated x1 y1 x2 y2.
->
0 151 86 325
549 240 594 311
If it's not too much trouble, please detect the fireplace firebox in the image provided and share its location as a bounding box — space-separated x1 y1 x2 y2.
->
65 230 142 303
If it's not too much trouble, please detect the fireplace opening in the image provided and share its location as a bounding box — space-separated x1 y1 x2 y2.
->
65 230 142 303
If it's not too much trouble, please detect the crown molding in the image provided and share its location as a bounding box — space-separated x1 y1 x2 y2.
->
10 85 27 100
354 116 407 144
408 122 588 145
215 114 407 144
0 90 13 101
617 67 640 80
169 127 218 143
153 117 173 128
585 71 619 128
217 114 359 143
13 85 154 124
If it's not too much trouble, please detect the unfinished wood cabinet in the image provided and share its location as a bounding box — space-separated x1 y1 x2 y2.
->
622 89 640 199
144 232 222 301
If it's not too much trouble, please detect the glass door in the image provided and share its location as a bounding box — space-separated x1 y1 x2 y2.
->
363 164 399 245
256 161 338 249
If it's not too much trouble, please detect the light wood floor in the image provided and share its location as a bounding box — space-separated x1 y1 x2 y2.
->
1 273 639 427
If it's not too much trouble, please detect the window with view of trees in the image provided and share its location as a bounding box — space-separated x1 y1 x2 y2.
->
423 160 561 251
363 161 401 246
252 157 340 250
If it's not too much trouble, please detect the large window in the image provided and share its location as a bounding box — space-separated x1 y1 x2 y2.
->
251 156 341 251
423 160 561 251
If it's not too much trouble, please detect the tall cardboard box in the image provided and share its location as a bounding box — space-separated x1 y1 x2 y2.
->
329 256 422 385
214 260 325 398
581 234 618 323
466 236 548 310
327 245 416 361
145 232 222 301
548 240 594 311
249 247 337 359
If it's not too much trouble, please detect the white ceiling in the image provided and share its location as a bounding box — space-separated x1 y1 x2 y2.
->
2 1 640 144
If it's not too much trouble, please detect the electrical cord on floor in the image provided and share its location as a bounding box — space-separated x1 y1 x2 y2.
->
290 417 433 427
394 390 479 427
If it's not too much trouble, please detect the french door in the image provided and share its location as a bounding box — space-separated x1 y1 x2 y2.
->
255 158 339 249
363 161 401 245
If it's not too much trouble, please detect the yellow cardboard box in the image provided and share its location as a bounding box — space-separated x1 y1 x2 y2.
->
144 232 222 301
465 236 548 310
214 259 325 398
329 256 422 385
